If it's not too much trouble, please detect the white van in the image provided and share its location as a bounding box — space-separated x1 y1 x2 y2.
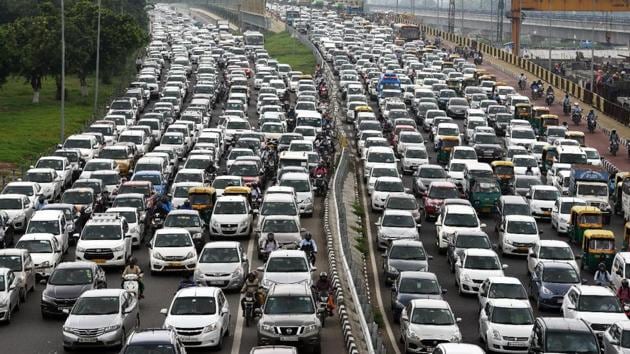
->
25 210 69 254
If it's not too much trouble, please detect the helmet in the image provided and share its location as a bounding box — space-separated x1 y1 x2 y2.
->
304 232 312 240
128 256 137 266
612 129 617 134
574 102 579 106
247 271 257 279
623 279 629 288
598 262 606 270
267 233 275 240
320 272 328 278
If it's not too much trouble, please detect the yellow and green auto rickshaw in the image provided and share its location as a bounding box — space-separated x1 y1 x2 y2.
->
436 136 460 165
474 69 489 82
447 78 462 93
469 178 501 214
491 161 515 193
540 145 558 174
580 229 616 271
565 131 586 147
442 61 455 70
188 186 217 223
623 222 630 251
532 113 559 137
513 103 532 121
353 105 373 121
462 77 478 89
532 106 550 120
568 206 603 245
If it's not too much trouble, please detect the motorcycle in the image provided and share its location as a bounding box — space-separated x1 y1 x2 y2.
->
563 101 571 116
314 175 328 197
152 214 164 230
532 87 543 100
123 273 141 298
518 79 527 91
572 112 582 125
587 117 596 133
319 85 329 100
546 93 555 106
243 291 258 327
474 56 483 65
611 140 620 156
316 291 332 327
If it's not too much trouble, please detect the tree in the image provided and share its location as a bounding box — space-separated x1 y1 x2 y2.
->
66 0 98 96
0 26 14 86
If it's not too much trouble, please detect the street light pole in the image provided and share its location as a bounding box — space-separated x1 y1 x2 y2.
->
93 0 101 118
437 0 440 31
548 1 552 71
590 0 595 92
60 0 66 142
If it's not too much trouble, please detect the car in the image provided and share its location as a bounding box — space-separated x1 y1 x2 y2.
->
420 181 460 221
278 172 314 217
371 177 406 211
376 209 421 250
527 240 579 275
455 248 507 294
74 213 131 267
367 166 401 195
512 155 541 176
602 321 630 354
390 271 446 322
513 175 542 197
561 285 628 338
35 156 73 188
551 197 586 234
149 228 197 273
258 250 314 289
24 168 62 201
0 267 20 322
478 299 534 353
161 286 230 348
528 317 600 354
401 146 429 174
15 233 62 280
105 207 144 247
212 176 244 197
413 164 449 197
256 283 321 352
62 289 139 351
0 194 35 232
506 127 537 150
436 204 484 253
433 343 485 354
256 215 301 258
384 193 422 223
121 328 186 354
477 276 529 310
611 252 630 290
209 196 254 237
530 262 582 310
528 185 560 218
498 215 540 256
25 209 70 253
0 248 36 302
194 241 248 290
362 146 397 180
383 240 431 285
249 346 298 354
163 209 207 250
400 299 462 353
447 230 493 273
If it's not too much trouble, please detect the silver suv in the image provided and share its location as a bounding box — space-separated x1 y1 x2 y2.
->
257 283 322 353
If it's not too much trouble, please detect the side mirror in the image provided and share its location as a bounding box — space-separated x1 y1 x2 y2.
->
441 288 447 294
566 304 575 310
401 313 409 322
62 308 70 314
381 253 387 259
160 308 167 315
480 223 487 228
502 264 509 269
124 234 132 238
574 254 582 259
311 266 317 272
456 317 462 323
257 266 264 272
427 255 434 260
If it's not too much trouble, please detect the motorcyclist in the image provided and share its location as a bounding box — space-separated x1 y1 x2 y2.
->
312 272 335 315
518 73 526 88
525 166 534 176
262 233 280 257
179 199 192 210
204 161 217 177
572 102 582 116
587 109 596 122
156 195 172 217
177 271 197 290
298 232 318 265
611 129 620 144
618 279 630 304
563 93 570 107
240 271 262 313
593 262 612 287
546 85 554 96
36 194 48 210
312 162 328 180
122 257 144 299
251 182 262 203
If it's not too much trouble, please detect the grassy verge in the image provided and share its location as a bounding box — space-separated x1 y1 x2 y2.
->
264 31 316 75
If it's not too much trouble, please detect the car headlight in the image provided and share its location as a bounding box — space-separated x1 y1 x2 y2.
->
153 252 165 260
192 232 202 239
112 245 124 252
63 326 75 333
492 329 502 340
388 265 399 275
203 323 218 333
407 329 420 339
42 293 55 303
102 324 121 333
0 298 8 307
304 322 319 333
232 267 243 278
463 273 472 282
303 197 312 205
40 261 50 267
239 220 249 228
541 286 553 295
260 323 275 333
185 251 195 260
262 278 274 288
76 246 86 253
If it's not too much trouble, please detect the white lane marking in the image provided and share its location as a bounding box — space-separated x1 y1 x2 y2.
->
231 233 255 354
360 183 402 354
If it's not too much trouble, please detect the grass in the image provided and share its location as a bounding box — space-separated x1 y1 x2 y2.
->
264 31 316 75
0 74 129 171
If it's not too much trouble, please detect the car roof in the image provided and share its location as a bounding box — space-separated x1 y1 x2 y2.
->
486 276 521 284
155 227 190 235
487 298 531 308
127 328 176 345
217 195 248 202
505 215 536 222
410 298 450 309
399 271 438 280
538 240 571 248
268 250 307 258
82 288 124 297
574 285 615 296
269 283 310 296
391 240 424 247
176 286 220 297
202 241 240 249
538 317 591 331
445 204 476 214
463 248 497 257
437 343 485 354
31 210 64 220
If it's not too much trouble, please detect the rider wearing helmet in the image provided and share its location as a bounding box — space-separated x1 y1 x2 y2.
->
179 199 192 210
313 272 334 294
572 102 582 116
122 257 144 298
618 279 630 304
240 271 262 312
593 262 611 287
204 161 217 177
298 231 318 265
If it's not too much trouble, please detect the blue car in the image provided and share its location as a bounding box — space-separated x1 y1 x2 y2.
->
390 271 446 323
529 261 582 310
130 171 167 196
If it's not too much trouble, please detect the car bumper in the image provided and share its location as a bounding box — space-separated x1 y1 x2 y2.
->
556 220 570 233
257 331 320 348
298 202 313 215
502 242 532 255
151 257 197 272
486 337 529 353
76 252 126 266
459 279 482 293
63 329 124 349
41 299 75 316
371 198 386 211
210 225 250 237
177 328 223 347
196 275 244 290
537 295 564 309
0 306 11 321
531 209 552 218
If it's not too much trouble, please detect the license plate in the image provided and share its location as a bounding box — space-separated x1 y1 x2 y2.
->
280 336 299 342
169 262 182 266
557 298 563 304
517 247 529 252
508 342 528 347
543 211 551 215
77 337 97 343
92 259 106 264
209 281 224 285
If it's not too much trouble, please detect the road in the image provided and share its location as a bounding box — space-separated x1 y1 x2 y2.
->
0 9 343 354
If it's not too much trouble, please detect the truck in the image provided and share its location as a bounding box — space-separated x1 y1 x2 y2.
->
569 164 612 222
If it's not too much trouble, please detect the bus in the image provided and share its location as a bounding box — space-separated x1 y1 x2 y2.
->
377 73 401 97
393 23 420 42
244 30 264 51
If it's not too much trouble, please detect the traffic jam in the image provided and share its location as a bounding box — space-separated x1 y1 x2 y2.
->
279 4 630 354
0 4 341 354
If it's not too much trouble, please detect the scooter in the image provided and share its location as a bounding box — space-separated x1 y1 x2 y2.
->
546 93 555 106
518 79 527 91
572 112 582 125
314 175 328 197
587 117 596 133
123 273 141 298
316 291 332 327
563 101 571 116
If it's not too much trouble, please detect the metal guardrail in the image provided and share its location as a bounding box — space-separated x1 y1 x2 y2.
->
202 3 269 30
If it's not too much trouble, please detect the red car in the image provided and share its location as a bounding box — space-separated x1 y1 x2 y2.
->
420 181 459 220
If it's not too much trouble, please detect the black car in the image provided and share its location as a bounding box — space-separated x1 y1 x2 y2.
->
40 261 106 317
121 328 185 354
473 133 505 163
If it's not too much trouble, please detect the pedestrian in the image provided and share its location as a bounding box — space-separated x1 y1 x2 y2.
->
135 57 143 72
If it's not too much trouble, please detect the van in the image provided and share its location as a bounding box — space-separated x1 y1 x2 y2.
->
279 172 314 217
611 252 630 290
25 210 70 253
278 151 309 170
0 248 36 301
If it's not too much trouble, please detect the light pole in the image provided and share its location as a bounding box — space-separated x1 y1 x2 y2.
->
60 0 66 142
590 0 595 92
547 1 552 71
93 0 101 118
437 0 440 31
460 0 463 35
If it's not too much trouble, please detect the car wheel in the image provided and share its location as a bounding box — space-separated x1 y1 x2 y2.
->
19 288 25 303
119 330 126 350
216 327 224 350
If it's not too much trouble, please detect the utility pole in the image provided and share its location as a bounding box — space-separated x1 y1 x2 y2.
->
497 0 504 44
490 0 494 45
437 0 441 31
590 0 595 92
547 0 552 71
396 0 399 14
447 0 455 33
460 0 464 35
93 0 101 118
60 0 66 142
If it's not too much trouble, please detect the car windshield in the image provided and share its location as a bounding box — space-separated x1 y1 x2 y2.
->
93 173 120 186
545 331 599 354
488 283 527 299
64 139 92 149
506 220 537 234
429 186 459 199
26 172 53 183
577 295 622 312
372 168 398 178
577 184 608 197
513 157 537 167
229 164 259 177
84 161 112 171
173 186 193 198
515 177 541 189
512 130 535 139
26 220 62 236
401 134 423 143
174 173 203 183
62 191 92 204
266 257 309 272
437 127 458 136
368 152 396 163
132 174 162 186
170 297 216 315
214 201 247 214
465 255 500 270
444 213 478 227
390 245 425 260
503 202 531 216
265 295 314 315
387 197 417 210
475 135 498 144
72 296 119 315
17 240 52 253
199 247 240 263
585 150 600 159
376 181 404 192
542 267 579 283
113 197 143 210
263 219 299 233
560 201 586 214
456 235 491 249
622 331 630 349
154 233 192 247
399 278 440 294
123 344 176 354
213 179 241 189
559 153 587 164
37 159 64 170
3 185 34 196
411 308 454 325
490 307 533 325
261 201 297 216
49 268 93 285
81 225 122 241
165 214 200 228
405 149 427 159
280 179 310 193
227 121 249 130
162 135 183 144
419 168 447 178
539 246 574 260
0 255 21 271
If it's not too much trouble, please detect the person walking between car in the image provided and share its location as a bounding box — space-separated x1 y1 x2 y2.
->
618 279 630 304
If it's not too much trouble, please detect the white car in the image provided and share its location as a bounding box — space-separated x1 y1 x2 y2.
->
371 177 406 211
0 267 19 322
498 215 540 256
447 159 468 188
106 207 144 246
209 196 253 237
161 286 230 348
0 194 35 232
211 176 243 197
35 156 72 188
552 170 572 196
24 168 62 201
512 155 540 176
583 147 602 166
545 163 571 186
478 299 534 353
258 250 314 289
396 131 425 156
401 146 429 174
15 233 62 279
528 185 560 218
170 182 204 209
561 285 627 337
278 172 313 217
506 127 537 150
376 209 420 249
256 215 302 257
551 197 586 234
367 166 400 195
477 276 530 310
455 249 507 294
2 181 43 211
400 299 462 353
79 158 117 180
436 204 484 252
527 240 579 275
194 241 248 290
226 148 255 171
363 146 398 180
149 228 197 273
